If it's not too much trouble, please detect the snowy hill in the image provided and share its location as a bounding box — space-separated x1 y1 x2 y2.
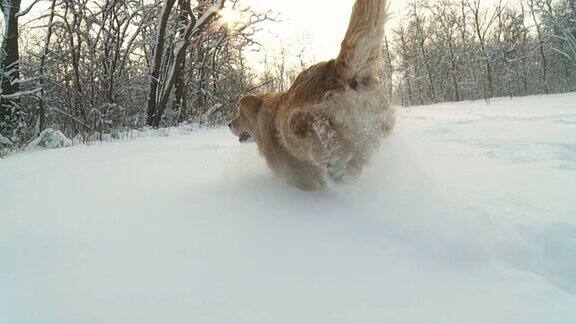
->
1 94 575 324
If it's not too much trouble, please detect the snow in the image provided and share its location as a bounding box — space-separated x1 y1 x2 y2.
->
0 134 12 147
25 128 72 150
1 93 575 324
0 134 14 157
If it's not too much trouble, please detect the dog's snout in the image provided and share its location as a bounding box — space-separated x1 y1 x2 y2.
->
228 122 232 128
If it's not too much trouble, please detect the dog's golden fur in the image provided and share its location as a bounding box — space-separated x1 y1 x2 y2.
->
230 0 395 191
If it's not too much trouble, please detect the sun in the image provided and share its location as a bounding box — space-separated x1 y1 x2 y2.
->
218 7 243 29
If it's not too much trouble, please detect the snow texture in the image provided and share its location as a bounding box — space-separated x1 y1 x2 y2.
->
0 134 12 147
0 134 14 157
1 93 575 324
26 128 72 150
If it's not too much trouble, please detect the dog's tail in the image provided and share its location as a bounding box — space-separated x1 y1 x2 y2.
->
336 0 389 82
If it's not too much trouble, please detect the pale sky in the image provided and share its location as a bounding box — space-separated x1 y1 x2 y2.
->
241 0 404 68
16 0 505 71
16 0 376 68
238 0 509 70
14 0 386 66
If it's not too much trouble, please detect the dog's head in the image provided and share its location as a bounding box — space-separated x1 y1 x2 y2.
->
229 94 263 143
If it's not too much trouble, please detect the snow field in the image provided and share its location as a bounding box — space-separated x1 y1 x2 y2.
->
1 93 575 323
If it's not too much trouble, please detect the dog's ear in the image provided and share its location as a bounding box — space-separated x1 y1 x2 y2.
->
239 95 262 118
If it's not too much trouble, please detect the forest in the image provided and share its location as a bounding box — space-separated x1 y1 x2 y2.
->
0 0 574 149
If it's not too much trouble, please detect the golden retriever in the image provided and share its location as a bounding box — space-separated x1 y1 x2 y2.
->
229 0 395 191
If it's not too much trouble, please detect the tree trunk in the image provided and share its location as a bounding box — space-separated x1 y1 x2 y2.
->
172 0 190 124
486 60 494 98
448 42 461 102
0 0 22 136
146 0 176 127
529 0 550 94
38 0 57 132
148 0 225 127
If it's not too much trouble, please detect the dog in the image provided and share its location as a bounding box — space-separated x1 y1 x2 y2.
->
229 0 395 191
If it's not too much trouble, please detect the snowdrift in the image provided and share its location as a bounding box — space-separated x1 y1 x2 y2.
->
26 128 72 150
